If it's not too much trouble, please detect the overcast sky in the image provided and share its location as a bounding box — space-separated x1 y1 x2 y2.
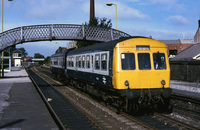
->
1 0 200 57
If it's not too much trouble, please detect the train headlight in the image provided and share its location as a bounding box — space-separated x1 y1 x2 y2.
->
125 80 129 86
161 80 166 85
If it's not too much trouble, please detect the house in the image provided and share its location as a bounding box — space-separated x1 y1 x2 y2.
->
169 20 200 82
170 20 200 60
194 20 200 43
0 51 11 72
12 49 22 66
160 39 194 58
170 43 200 61
23 56 32 62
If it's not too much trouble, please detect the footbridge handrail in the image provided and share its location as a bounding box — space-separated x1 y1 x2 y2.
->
0 24 131 51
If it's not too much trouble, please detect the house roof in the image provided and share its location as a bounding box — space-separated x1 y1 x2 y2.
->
12 49 22 54
160 39 194 45
160 40 181 44
171 43 200 61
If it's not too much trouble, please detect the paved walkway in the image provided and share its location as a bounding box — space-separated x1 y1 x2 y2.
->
0 68 58 129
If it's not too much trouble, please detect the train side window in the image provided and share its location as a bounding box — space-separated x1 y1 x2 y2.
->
153 53 166 70
68 57 71 67
86 55 90 68
138 53 151 70
71 57 74 67
95 54 100 70
101 53 107 70
121 53 135 70
76 56 79 67
82 56 85 68
78 56 81 68
54 58 58 65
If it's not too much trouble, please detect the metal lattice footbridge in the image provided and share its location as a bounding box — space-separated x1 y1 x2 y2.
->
0 24 131 51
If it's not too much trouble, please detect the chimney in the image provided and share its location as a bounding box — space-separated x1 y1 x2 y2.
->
90 0 95 21
199 19 200 28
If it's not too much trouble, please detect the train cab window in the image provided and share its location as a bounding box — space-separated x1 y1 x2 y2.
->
95 54 100 70
78 56 81 68
138 53 151 70
86 55 90 68
82 56 85 68
153 53 166 70
121 53 135 70
101 54 107 70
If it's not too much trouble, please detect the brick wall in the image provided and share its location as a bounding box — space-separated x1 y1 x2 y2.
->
167 44 192 54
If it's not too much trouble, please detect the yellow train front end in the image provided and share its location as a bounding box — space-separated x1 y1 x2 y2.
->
112 37 172 113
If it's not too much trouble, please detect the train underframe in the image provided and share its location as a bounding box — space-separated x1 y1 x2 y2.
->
65 77 172 114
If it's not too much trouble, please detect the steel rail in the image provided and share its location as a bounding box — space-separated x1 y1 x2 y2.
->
27 67 106 130
154 113 199 130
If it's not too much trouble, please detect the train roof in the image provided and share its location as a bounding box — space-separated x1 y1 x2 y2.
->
51 47 76 57
68 36 147 55
51 51 66 57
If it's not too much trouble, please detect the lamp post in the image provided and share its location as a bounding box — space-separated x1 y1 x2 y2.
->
106 2 117 30
1 0 13 77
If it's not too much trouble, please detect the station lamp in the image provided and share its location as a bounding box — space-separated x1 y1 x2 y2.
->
106 2 117 29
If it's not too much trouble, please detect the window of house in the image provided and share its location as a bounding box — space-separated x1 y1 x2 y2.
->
121 53 135 70
101 54 107 70
13 53 18 57
95 54 100 70
153 53 166 70
138 53 151 70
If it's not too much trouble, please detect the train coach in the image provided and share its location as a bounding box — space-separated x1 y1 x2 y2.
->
50 48 75 80
51 36 172 113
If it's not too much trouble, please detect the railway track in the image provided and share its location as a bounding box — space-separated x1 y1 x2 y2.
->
27 67 105 130
32 66 200 129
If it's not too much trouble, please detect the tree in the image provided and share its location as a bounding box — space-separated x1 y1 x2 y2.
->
44 56 50 66
34 53 44 58
18 48 28 57
9 46 28 57
76 17 112 48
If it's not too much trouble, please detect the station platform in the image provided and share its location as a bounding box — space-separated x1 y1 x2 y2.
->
170 80 200 99
0 67 58 129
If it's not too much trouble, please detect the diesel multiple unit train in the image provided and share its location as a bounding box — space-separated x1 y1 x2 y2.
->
50 37 172 113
